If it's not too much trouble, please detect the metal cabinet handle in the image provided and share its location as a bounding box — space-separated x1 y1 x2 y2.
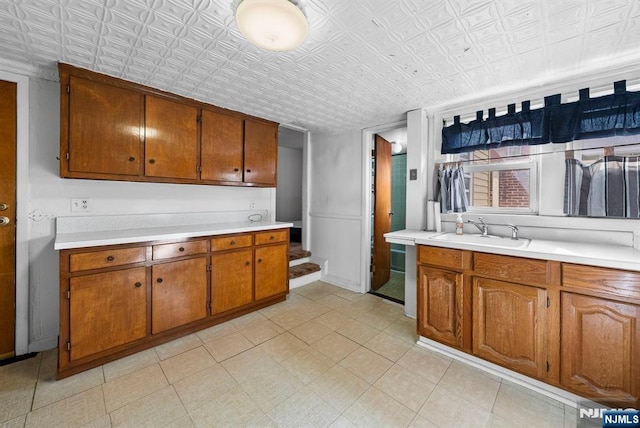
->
257 258 263 263
269 236 274 240
179 247 185 252
128 156 135 162
245 261 250 266
156 278 163 283
230 240 235 246
106 255 115 262
149 159 155 164
0 216 9 226
0 203 8 211
246 169 251 173
134 282 142 288
234 168 239 172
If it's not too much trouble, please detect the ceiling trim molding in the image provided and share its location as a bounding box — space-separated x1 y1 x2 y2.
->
0 58 58 82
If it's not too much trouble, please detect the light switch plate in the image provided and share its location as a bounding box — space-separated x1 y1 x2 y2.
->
409 169 417 180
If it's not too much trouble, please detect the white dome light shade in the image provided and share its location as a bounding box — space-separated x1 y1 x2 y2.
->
391 142 403 154
236 0 308 52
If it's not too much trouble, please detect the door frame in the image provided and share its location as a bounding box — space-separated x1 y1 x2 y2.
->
360 119 406 294
0 68 30 355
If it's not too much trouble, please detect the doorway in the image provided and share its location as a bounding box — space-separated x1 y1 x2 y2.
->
0 80 17 359
370 129 407 304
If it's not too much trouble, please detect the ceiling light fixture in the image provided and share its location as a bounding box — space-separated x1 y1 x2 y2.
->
235 0 308 52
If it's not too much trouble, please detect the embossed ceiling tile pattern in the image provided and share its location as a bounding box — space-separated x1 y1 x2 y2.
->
0 0 639 132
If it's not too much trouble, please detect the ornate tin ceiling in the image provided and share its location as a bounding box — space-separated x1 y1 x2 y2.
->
1 0 639 132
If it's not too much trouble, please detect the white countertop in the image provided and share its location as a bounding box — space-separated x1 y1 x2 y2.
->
385 229 640 272
54 221 293 250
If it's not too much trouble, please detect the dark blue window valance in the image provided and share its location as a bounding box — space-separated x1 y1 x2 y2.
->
441 80 640 154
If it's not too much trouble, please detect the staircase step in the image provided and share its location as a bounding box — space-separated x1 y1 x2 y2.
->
289 262 321 280
289 247 312 262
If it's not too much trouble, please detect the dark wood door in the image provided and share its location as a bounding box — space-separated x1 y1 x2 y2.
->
561 292 640 407
145 96 198 180
418 266 462 348
211 249 253 314
255 244 288 301
151 257 208 334
372 135 392 290
68 76 143 176
244 119 278 186
69 268 147 361
201 110 244 183
0 80 16 359
473 278 547 378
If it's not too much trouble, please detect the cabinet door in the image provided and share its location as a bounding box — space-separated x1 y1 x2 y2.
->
561 293 640 407
473 278 547 378
244 119 277 186
151 257 208 334
145 96 198 180
418 266 462 348
255 244 288 301
211 249 253 314
69 267 147 361
68 76 143 176
201 110 244 183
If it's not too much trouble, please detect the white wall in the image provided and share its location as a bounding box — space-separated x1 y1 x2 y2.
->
24 74 274 352
308 130 362 291
276 147 303 222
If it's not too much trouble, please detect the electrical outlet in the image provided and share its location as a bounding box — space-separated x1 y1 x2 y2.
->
71 198 91 212
250 201 256 209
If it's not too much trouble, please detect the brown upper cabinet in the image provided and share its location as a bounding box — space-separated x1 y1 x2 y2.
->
244 119 278 186
201 110 244 183
201 110 278 186
67 75 144 176
59 63 278 187
145 96 199 180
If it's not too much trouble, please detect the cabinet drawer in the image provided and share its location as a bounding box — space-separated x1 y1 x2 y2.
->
152 240 208 260
255 229 288 245
418 245 465 271
70 247 146 272
211 234 253 251
473 253 548 285
562 264 640 300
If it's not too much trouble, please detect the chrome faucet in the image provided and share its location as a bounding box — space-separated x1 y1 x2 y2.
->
467 217 488 236
507 224 519 240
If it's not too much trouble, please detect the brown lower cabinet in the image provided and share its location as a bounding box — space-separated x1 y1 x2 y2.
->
58 228 289 378
151 257 208 334
417 266 463 349
211 249 254 314
69 267 147 361
561 292 640 407
417 245 640 407
473 277 548 379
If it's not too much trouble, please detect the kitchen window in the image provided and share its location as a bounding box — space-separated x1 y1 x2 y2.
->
458 146 538 214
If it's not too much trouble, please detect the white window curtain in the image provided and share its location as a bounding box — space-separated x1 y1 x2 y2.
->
564 156 640 217
436 164 468 213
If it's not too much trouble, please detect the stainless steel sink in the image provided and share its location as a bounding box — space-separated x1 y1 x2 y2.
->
428 232 531 249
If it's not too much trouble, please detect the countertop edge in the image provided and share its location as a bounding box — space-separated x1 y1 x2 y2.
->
385 230 640 272
54 222 294 250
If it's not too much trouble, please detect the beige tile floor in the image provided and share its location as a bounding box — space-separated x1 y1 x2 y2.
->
0 281 579 428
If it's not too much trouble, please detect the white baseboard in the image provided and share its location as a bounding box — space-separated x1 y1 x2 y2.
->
417 336 584 409
321 274 361 293
28 337 58 353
